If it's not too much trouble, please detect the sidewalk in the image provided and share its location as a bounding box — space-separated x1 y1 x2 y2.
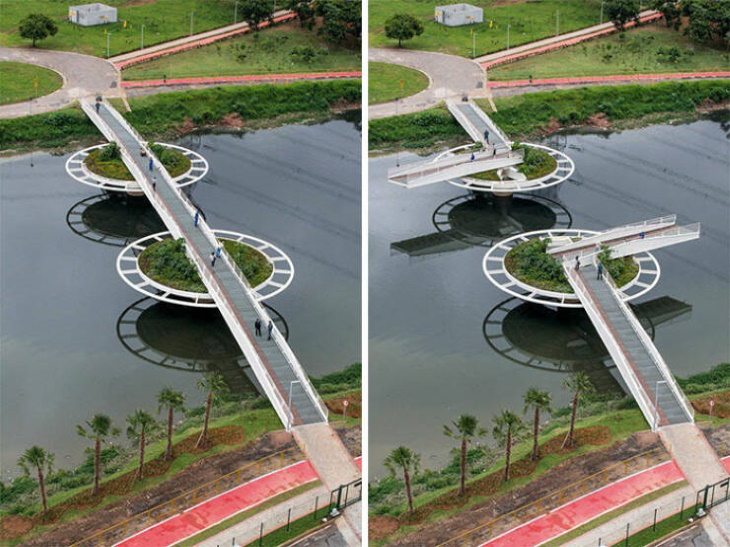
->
121 71 362 89
487 71 730 89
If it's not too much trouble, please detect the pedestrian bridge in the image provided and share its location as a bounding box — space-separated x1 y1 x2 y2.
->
81 100 328 430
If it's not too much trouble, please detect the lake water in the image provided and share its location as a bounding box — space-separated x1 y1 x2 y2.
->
0 119 361 477
369 117 730 477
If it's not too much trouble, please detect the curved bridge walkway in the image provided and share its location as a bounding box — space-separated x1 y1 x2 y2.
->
86 100 327 429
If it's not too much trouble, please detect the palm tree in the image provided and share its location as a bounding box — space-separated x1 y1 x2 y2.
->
126 409 157 481
196 372 228 449
492 410 525 481
443 414 486 497
157 387 186 460
77 414 120 496
384 446 420 515
18 446 54 513
562 372 595 449
523 388 552 461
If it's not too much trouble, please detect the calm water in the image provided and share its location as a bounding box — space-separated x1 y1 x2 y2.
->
369 118 730 477
0 119 361 477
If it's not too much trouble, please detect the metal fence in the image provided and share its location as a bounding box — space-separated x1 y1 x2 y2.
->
71 448 300 547
436 448 666 546
330 478 363 511
697 476 730 511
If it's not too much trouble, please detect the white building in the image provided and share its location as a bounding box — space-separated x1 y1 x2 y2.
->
435 4 484 27
69 4 118 26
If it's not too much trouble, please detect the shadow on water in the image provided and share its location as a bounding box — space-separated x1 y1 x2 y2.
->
116 297 289 396
483 296 693 394
391 192 572 257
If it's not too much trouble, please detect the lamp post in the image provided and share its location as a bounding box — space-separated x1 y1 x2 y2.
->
556 10 560 36
106 32 111 58
234 1 239 24
653 380 667 430
140 24 145 50
472 30 476 58
287 380 301 431
190 11 194 36
600 1 605 24
506 24 511 50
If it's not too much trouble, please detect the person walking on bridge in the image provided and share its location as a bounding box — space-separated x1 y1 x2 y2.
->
255 318 262 337
267 320 274 340
194 210 200 227
597 262 604 280
574 256 580 271
210 251 216 267
148 157 154 172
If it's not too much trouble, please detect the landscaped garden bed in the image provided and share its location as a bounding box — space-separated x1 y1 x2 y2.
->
470 144 557 181
84 142 191 181
138 238 273 293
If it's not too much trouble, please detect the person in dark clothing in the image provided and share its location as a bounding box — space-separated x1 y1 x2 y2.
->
574 256 580 271
597 263 604 280
255 318 262 336
267 320 273 340
210 251 216 267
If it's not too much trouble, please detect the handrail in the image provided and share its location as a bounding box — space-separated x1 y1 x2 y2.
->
601 265 694 425
469 99 512 146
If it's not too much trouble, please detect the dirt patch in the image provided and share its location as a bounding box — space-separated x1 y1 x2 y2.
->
703 424 730 457
588 112 612 128
692 392 730 420
370 515 400 542
178 116 196 135
326 391 362 419
334 424 362 458
376 428 666 546
0 515 34 540
12 429 298 546
221 112 245 128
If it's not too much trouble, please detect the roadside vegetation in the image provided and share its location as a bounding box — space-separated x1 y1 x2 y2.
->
0 364 361 545
369 80 730 151
0 79 361 152
0 62 62 105
369 62 429 105
370 363 730 545
370 0 603 57
122 21 361 80
489 25 730 81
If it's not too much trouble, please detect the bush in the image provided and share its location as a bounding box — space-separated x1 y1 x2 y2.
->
98 142 120 161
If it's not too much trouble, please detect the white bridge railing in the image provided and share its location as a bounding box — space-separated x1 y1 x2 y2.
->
93 101 328 430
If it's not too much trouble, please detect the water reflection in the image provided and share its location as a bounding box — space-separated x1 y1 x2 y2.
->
483 296 693 393
116 298 288 395
391 193 572 257
66 193 165 247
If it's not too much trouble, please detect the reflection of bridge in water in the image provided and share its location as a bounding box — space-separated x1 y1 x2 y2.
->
391 193 572 257
116 297 289 395
483 296 693 394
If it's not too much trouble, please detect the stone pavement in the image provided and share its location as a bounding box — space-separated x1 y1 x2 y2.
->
0 48 119 118
368 49 488 119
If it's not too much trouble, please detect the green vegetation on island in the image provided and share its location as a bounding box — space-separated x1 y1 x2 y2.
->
0 79 361 152
470 144 557 181
369 62 429 105
138 238 273 293
84 142 191 181
0 62 63 105
369 80 730 151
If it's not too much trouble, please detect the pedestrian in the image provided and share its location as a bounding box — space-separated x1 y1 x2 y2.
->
529 74 533 84
210 251 216 267
597 263 603 280
95 101 100 113
493 145 497 157
484 130 490 144
163 74 167 85
267 320 273 340
215 246 221 258
255 318 262 337
152 175 157 191
470 152 475 162
639 231 645 239
194 210 200 227
148 157 154 172
574 256 580 271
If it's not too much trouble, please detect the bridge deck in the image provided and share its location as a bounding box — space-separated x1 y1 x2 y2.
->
448 101 510 148
565 263 693 429
88 101 326 428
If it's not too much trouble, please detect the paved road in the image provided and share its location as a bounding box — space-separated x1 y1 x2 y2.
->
0 48 119 118
368 48 488 119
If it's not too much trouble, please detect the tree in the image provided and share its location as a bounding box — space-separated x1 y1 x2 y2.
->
443 414 486 496
682 0 730 45
316 0 362 44
384 13 424 47
240 0 275 31
77 414 120 496
284 0 315 29
157 388 186 461
605 0 640 31
492 410 525 481
126 409 157 481
562 372 595 449
196 372 228 449
384 446 420 515
649 0 682 30
19 13 58 47
523 388 552 461
18 446 54 513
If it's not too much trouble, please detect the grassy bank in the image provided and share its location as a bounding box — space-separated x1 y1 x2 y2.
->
369 62 429 105
369 80 730 152
123 22 360 80
0 79 361 152
0 62 63 105
369 0 602 57
489 25 730 81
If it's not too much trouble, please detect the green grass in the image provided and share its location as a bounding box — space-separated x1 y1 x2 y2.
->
0 0 245 57
613 508 698 546
490 25 730 81
173 481 321 547
369 62 429 104
83 143 190 180
370 0 603 57
244 510 327 546
123 22 360 80
0 79 361 152
471 144 557 181
543 481 689 546
0 62 63 105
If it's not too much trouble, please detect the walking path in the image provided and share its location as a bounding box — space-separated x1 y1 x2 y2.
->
0 48 120 118
110 11 298 69
488 71 730 89
482 456 730 547
121 71 362 90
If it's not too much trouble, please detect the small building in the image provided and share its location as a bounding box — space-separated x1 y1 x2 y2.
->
68 3 118 26
435 4 484 27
